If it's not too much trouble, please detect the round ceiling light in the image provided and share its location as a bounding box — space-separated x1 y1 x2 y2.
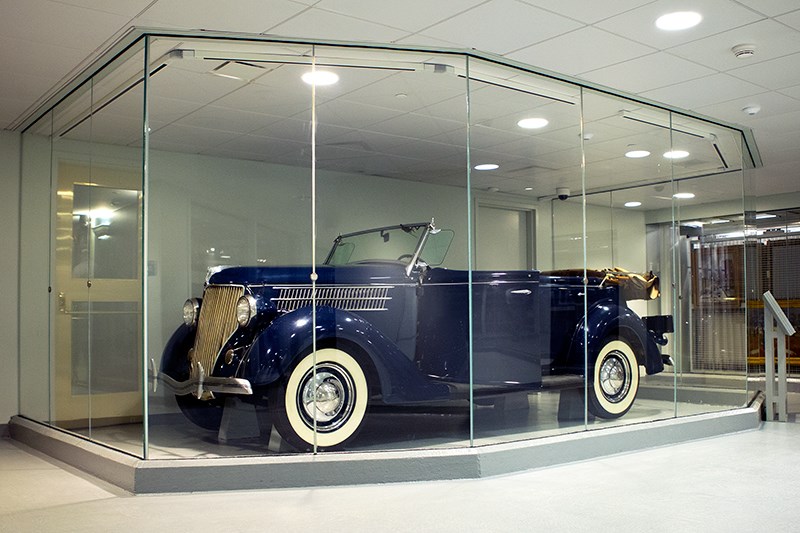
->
656 11 702 31
624 201 642 208
474 163 499 171
625 149 651 158
673 192 696 199
517 117 549 129
301 70 339 86
664 150 690 159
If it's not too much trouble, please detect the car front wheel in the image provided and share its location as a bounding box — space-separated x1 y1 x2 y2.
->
270 347 369 451
588 339 639 419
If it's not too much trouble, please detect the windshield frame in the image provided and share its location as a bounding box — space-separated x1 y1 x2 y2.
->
324 222 449 275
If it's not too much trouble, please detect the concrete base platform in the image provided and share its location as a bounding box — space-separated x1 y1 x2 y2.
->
9 393 763 494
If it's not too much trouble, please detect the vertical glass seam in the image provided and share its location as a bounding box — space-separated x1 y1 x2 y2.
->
310 47 318 454
579 88 589 430
142 36 151 460
465 56 474 448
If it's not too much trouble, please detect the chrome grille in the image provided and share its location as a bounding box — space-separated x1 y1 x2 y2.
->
272 286 392 312
191 285 244 377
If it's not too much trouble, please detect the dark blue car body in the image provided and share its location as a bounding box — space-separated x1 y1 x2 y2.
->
161 222 672 450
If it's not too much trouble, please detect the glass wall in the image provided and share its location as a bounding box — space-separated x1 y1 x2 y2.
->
19 40 146 454
18 30 756 460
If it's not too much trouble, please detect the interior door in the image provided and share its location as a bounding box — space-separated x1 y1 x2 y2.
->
53 161 142 429
476 204 533 270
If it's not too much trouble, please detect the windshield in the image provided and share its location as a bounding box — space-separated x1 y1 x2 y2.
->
325 223 453 267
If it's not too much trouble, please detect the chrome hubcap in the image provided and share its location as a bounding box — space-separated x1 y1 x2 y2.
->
299 364 355 432
599 352 630 402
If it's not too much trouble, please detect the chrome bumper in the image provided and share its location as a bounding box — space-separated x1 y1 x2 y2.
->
159 371 253 397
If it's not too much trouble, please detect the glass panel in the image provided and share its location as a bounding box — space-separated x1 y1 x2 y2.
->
578 90 678 428
668 116 749 414
311 45 469 452
19 111 54 423
147 37 315 457
45 40 147 453
51 80 93 436
467 58 586 444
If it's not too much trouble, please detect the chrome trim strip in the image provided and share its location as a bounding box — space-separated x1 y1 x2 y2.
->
272 285 393 312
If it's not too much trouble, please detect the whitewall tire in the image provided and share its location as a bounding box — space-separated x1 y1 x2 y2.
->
588 339 639 419
271 348 369 450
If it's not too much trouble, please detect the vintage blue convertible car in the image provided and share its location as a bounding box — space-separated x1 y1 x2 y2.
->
161 221 673 450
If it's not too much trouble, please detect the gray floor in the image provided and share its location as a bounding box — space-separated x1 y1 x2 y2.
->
2 420 800 532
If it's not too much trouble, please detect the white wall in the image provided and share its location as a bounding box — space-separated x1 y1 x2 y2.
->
0 131 20 425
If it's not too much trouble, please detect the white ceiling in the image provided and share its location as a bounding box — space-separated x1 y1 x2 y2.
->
3 0 800 203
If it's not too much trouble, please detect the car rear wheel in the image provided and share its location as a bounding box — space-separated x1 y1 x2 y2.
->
588 338 639 419
176 394 225 431
270 348 369 451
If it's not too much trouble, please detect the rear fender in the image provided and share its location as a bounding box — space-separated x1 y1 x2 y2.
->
245 306 449 403
567 301 665 376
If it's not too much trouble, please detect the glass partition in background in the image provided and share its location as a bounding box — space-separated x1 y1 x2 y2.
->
572 91 678 428
45 42 147 452
667 114 749 415
145 37 316 457
466 59 586 444
309 46 470 452
19 111 54 425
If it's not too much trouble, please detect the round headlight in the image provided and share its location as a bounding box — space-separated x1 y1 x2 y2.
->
183 298 200 327
236 295 257 327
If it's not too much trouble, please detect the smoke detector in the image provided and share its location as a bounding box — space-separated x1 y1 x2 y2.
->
731 44 756 59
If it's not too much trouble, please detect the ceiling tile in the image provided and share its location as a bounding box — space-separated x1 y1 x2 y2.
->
580 52 715 93
0 70 60 104
518 0 656 24
418 0 583 55
777 83 800 99
135 0 308 33
668 19 800 71
507 27 656 75
53 0 155 17
733 1 799 17
0 36 88 80
745 110 800 134
640 73 765 109
314 0 486 33
695 90 800 122
728 51 800 89
266 7 408 42
394 33 469 50
595 0 764 49
0 0 130 50
777 9 800 31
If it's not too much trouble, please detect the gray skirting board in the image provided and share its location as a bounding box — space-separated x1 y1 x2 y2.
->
8 393 763 494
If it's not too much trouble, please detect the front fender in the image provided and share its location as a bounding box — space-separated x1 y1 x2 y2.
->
567 300 665 376
160 324 195 380
244 306 449 403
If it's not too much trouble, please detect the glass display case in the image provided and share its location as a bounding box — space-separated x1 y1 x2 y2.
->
18 29 759 461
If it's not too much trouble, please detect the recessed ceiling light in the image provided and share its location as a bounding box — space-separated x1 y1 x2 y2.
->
664 150 690 159
624 201 642 208
524 187 533 191
673 192 696 199
301 70 339 86
625 149 651 158
517 117 549 129
474 163 499 171
656 11 702 31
